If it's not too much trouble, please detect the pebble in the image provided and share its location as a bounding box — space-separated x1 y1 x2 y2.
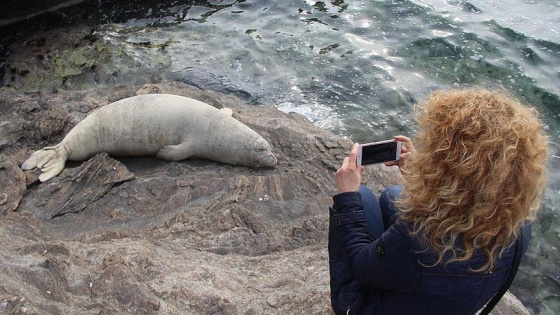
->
147 299 160 311
266 297 279 308
110 209 121 219
8 296 21 303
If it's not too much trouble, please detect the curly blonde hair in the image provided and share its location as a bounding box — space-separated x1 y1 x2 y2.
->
399 88 549 272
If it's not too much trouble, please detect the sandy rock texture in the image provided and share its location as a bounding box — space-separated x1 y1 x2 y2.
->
0 81 528 314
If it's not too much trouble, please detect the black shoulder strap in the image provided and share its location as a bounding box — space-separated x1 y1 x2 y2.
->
479 233 524 315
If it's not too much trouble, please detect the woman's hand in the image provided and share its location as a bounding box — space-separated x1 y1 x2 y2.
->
335 143 364 194
384 135 415 174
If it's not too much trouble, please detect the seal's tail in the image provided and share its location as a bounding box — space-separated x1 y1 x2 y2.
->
21 144 67 182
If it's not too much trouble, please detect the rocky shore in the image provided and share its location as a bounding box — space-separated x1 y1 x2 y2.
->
0 81 531 314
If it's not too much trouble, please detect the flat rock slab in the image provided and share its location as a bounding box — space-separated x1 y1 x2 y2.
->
19 152 135 220
0 81 528 314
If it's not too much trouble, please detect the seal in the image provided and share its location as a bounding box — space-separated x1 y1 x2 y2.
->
22 94 277 182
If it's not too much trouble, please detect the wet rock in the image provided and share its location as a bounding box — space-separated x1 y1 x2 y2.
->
2 25 151 92
480 292 530 315
0 1 87 26
0 154 27 215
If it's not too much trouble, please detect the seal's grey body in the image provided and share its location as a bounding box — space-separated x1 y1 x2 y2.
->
22 94 277 182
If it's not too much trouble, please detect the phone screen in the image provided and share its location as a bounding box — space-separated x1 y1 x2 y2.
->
358 141 399 165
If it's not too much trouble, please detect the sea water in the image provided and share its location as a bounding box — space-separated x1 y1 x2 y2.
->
4 0 560 314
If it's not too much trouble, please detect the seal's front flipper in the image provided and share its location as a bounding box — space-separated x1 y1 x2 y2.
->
156 142 195 161
38 159 66 182
21 144 68 182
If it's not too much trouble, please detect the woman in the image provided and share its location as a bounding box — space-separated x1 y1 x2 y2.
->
329 88 549 314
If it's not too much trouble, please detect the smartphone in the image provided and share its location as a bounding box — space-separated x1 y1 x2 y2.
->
357 140 401 166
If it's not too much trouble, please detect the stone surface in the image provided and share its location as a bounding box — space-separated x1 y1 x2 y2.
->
0 0 86 27
487 292 531 315
0 81 530 314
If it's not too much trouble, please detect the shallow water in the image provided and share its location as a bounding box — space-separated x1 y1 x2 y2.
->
2 0 560 314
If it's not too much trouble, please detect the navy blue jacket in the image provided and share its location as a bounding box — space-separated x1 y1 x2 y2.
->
329 192 530 315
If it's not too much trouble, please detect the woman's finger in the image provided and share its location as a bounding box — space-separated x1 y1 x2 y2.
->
348 143 359 167
341 156 350 168
394 135 416 154
384 160 398 167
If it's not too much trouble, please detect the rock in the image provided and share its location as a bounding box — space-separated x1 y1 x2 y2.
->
0 154 27 215
18 152 135 220
480 292 531 315
2 25 144 93
0 81 530 314
0 0 87 27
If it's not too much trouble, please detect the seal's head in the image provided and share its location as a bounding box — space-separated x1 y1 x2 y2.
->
203 114 277 168
250 137 277 168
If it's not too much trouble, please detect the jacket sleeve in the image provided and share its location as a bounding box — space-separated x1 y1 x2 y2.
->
329 196 366 314
331 191 421 292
